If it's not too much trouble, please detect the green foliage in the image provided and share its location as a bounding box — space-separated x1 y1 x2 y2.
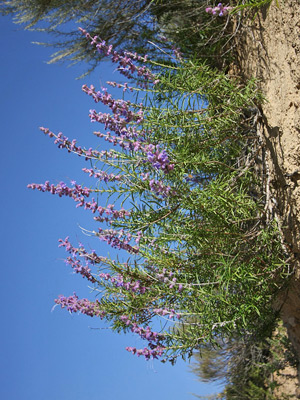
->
151 1 235 69
234 0 280 13
1 0 155 71
0 1 203 68
44 45 291 363
1 0 273 72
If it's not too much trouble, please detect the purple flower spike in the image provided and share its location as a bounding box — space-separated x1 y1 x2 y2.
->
79 28 159 87
55 293 105 318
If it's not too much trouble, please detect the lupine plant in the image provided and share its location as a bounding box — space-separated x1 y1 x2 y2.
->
29 29 289 363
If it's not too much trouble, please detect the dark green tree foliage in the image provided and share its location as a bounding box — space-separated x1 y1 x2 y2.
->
151 0 234 68
1 0 235 71
1 0 154 70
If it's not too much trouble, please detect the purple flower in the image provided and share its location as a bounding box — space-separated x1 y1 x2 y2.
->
97 228 139 254
55 293 105 318
79 28 159 86
143 144 174 173
27 181 92 207
65 256 96 283
82 84 144 124
126 345 165 360
58 237 106 266
39 127 107 159
205 3 232 16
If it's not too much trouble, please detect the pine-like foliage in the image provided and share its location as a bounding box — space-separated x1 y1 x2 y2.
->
1 0 235 72
1 0 153 69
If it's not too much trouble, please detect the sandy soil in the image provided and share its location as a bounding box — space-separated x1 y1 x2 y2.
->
233 0 300 396
273 364 299 399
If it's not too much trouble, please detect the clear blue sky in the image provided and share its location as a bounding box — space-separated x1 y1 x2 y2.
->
0 15 222 400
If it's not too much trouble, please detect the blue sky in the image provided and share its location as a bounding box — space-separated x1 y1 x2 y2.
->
0 15 222 400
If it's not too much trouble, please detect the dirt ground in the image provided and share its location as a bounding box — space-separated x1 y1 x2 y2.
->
234 0 300 396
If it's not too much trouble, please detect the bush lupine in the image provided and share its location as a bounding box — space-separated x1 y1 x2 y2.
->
31 29 289 363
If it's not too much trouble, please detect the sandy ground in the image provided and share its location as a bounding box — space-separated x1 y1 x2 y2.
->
233 0 300 396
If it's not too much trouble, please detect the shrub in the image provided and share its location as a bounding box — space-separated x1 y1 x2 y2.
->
28 29 289 363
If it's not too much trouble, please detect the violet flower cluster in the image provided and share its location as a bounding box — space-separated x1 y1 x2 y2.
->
97 228 139 254
99 272 147 294
59 236 105 265
125 346 165 360
135 231 143 244
171 45 183 61
83 199 130 222
149 179 172 197
28 180 94 211
120 315 165 360
92 203 131 225
41 102 174 190
93 129 147 154
40 127 115 160
82 167 122 183
55 293 105 318
58 237 108 282
141 173 172 197
144 144 174 173
82 84 144 124
88 107 144 145
27 181 91 199
83 85 174 176
28 179 132 222
92 131 174 179
156 268 183 291
58 238 144 291
79 28 159 87
106 81 134 93
206 3 232 16
89 109 128 135
64 255 96 283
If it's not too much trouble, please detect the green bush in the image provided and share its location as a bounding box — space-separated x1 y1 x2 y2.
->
29 32 290 363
